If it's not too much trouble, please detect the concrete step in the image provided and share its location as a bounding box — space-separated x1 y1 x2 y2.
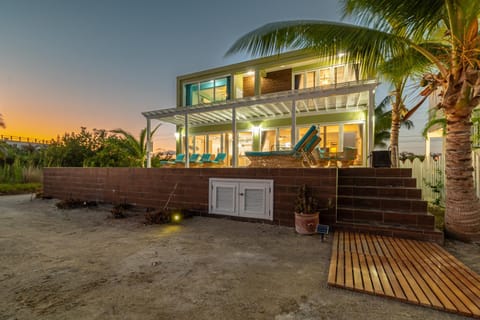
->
337 195 428 214
338 168 413 178
337 206 435 230
338 185 422 200
333 221 444 244
338 176 417 188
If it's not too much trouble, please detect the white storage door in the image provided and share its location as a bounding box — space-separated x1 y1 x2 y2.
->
209 178 273 220
239 183 271 219
210 181 237 215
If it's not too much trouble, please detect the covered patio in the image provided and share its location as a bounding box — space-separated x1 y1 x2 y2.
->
143 80 377 168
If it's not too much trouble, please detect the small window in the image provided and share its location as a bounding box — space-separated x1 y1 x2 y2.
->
184 76 231 106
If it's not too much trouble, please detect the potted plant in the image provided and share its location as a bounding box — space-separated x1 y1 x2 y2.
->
294 184 319 234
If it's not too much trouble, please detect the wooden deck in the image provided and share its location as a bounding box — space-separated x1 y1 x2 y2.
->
328 231 480 318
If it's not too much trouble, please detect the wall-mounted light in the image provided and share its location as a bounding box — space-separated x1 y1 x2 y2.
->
174 132 180 139
245 70 255 76
252 126 261 135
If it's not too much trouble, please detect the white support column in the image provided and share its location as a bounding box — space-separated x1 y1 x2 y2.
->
184 114 189 168
425 132 431 169
146 118 152 168
291 99 296 146
232 107 237 167
368 88 375 165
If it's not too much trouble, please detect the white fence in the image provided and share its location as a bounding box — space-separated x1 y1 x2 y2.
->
399 151 480 205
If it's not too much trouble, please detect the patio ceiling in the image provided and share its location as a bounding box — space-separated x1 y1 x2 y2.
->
142 80 377 127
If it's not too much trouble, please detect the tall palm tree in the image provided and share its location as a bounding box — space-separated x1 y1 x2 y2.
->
111 124 161 168
374 95 414 149
226 0 480 240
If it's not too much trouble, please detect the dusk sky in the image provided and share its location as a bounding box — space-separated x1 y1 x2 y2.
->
0 0 429 153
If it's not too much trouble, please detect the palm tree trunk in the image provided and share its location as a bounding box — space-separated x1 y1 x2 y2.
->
444 109 480 241
390 87 402 168
390 103 401 168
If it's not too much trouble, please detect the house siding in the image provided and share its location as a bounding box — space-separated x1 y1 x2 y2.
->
260 69 292 94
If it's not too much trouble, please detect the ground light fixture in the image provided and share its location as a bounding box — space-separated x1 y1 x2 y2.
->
171 212 182 223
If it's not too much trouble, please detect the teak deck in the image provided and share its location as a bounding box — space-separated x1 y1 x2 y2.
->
328 231 480 318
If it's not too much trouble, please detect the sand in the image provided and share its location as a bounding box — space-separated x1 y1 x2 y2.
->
1 194 478 320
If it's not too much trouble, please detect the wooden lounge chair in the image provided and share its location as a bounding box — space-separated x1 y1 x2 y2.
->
245 125 321 168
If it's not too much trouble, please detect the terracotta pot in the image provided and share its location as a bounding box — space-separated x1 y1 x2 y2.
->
294 212 319 235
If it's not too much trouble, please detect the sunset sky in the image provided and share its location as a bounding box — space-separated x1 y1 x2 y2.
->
0 0 429 153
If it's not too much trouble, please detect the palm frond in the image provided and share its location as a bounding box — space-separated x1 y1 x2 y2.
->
422 118 447 138
341 0 445 41
226 20 413 77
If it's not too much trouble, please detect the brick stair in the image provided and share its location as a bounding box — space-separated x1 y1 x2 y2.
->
335 168 444 244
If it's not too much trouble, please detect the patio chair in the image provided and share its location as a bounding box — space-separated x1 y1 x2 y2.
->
315 148 331 167
202 153 227 167
337 147 357 167
160 153 185 166
190 153 212 166
245 125 321 167
161 153 202 167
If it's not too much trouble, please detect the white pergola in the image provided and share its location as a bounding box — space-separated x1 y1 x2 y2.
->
143 80 377 168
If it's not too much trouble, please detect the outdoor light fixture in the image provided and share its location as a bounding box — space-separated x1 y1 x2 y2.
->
171 213 182 223
252 126 261 135
174 132 180 139
245 70 255 76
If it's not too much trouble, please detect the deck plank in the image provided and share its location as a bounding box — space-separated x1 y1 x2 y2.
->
328 231 480 319
327 232 339 286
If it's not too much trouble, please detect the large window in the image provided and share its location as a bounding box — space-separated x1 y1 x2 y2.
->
260 128 292 151
185 77 231 106
260 129 276 151
294 64 357 89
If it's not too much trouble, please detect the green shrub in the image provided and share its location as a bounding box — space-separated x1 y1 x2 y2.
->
0 183 42 194
428 203 445 231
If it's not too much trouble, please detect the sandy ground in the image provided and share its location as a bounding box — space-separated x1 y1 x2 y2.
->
1 194 479 320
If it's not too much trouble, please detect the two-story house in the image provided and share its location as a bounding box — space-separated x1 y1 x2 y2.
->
143 50 377 167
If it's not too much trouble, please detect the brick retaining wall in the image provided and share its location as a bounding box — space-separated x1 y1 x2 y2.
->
43 167 337 227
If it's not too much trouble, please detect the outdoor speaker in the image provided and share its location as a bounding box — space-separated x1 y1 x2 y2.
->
372 150 391 168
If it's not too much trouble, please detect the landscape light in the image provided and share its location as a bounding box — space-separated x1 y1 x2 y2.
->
172 213 182 223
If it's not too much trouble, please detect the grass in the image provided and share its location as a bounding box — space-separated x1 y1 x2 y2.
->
428 203 445 231
0 183 42 195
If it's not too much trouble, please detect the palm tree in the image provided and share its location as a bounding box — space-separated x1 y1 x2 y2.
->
374 96 414 149
111 124 161 168
226 0 480 240
0 113 5 128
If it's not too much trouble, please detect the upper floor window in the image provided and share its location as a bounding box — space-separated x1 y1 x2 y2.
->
294 64 358 90
185 76 231 106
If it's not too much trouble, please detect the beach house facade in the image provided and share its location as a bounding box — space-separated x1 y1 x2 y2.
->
143 50 378 167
